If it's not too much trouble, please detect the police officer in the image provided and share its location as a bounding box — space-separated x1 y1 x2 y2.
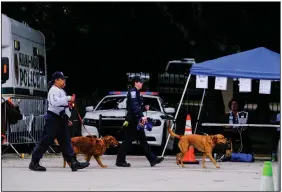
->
29 71 90 172
223 98 253 154
116 76 164 167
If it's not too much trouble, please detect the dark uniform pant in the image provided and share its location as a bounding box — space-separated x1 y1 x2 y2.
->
223 129 253 154
32 111 75 162
116 119 157 163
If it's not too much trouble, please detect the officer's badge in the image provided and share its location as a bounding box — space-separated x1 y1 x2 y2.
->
130 91 136 98
237 111 248 124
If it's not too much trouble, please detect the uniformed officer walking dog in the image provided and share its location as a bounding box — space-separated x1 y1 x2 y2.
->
116 76 164 167
29 72 90 172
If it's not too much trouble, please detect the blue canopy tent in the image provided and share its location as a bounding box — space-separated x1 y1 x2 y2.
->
162 47 281 156
190 47 280 80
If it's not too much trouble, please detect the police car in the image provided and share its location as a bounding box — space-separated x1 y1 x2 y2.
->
82 91 176 150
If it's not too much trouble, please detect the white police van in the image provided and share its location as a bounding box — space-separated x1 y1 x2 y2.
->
2 14 47 97
81 91 176 150
1 14 47 144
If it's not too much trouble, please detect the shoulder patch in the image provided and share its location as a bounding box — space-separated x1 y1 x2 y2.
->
130 91 136 98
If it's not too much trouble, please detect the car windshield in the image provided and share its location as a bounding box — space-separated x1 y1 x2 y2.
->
96 96 127 110
96 96 162 112
142 97 161 112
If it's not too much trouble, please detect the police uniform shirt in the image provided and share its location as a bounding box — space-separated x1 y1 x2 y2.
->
47 85 71 116
127 87 144 119
228 111 248 129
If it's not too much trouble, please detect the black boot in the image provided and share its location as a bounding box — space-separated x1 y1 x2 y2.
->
29 160 47 171
115 161 131 167
150 157 164 167
69 156 90 172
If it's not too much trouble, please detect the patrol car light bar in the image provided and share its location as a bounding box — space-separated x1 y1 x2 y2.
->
109 91 159 96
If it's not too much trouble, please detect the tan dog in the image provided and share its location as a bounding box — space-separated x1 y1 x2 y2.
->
168 127 227 168
55 135 119 168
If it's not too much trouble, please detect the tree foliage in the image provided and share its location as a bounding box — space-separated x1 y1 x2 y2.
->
2 2 279 60
2 2 279 95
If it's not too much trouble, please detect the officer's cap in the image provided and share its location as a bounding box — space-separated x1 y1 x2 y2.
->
132 76 144 84
52 71 68 81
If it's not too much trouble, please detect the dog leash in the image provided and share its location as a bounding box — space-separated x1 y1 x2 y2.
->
70 102 96 138
77 112 95 138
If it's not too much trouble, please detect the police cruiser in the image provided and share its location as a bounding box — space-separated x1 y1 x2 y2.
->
82 91 176 150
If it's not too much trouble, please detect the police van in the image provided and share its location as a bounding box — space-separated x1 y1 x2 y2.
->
82 91 176 151
1 14 47 144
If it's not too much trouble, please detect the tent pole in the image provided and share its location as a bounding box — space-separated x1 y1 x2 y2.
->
193 88 206 134
161 74 192 157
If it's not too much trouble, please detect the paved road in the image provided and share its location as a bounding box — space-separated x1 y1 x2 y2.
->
2 155 279 191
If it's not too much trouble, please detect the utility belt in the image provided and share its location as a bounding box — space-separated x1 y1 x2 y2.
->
47 110 68 121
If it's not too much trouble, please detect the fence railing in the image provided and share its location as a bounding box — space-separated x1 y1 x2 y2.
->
2 97 56 157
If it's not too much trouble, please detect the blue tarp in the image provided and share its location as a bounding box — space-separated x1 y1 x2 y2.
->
190 47 280 80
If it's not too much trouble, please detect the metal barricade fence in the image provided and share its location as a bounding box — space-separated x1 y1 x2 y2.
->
2 97 56 157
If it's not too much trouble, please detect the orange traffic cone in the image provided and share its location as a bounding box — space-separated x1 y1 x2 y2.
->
182 114 199 164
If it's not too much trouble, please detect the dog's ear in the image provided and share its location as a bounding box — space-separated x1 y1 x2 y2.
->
104 137 110 148
212 136 217 144
206 136 212 144
107 136 113 142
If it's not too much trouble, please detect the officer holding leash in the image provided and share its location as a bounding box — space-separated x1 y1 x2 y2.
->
29 72 90 172
116 76 164 167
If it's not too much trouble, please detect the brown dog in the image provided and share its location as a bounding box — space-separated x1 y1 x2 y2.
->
167 127 227 169
55 135 119 168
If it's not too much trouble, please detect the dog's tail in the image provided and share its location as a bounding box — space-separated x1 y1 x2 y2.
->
167 126 182 139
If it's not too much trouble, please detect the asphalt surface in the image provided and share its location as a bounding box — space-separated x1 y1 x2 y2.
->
2 154 279 191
